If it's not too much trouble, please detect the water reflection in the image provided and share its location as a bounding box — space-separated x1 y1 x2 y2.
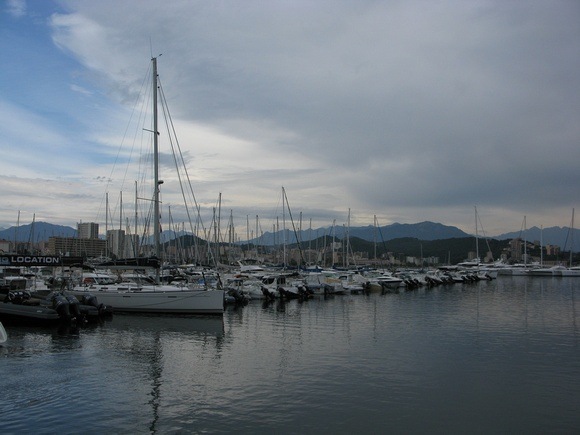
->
102 313 225 336
2 278 580 433
572 281 578 341
101 314 225 433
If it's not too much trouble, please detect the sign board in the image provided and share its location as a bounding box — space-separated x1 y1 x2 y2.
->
0 255 84 267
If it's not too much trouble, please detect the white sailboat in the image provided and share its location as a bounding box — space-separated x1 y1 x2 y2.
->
0 321 7 344
69 57 224 314
526 209 579 277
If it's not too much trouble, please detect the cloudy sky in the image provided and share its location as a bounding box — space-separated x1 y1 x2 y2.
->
1 0 579 239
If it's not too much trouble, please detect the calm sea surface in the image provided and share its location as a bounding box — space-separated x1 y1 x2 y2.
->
1 276 579 434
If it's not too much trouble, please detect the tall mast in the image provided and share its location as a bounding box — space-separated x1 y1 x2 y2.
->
570 208 575 267
255 215 259 258
309 218 312 264
152 56 160 260
282 186 286 268
217 192 222 262
346 208 351 268
134 181 138 257
373 215 377 261
246 214 250 257
540 225 544 266
524 215 527 266
105 192 109 257
119 190 123 230
14 210 20 253
332 219 336 266
474 206 479 261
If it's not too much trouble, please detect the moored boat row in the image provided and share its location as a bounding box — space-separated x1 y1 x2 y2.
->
0 289 112 327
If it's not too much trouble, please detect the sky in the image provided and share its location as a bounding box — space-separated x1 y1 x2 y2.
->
1 0 579 239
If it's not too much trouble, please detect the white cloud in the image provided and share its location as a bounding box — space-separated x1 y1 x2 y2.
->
1 0 578 236
6 0 26 18
70 84 93 96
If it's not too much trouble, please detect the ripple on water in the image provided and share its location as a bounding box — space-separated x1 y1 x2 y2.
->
1 278 580 433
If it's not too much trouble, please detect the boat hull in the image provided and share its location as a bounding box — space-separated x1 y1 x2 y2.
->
0 321 6 343
0 302 61 326
69 288 225 315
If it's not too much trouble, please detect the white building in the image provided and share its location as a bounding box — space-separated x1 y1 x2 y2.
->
78 222 99 239
107 229 125 259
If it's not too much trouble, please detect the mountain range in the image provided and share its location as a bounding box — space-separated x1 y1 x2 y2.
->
1 220 578 251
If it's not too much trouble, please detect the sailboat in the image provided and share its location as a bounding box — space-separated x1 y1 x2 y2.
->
69 57 224 314
0 321 7 344
530 208 580 277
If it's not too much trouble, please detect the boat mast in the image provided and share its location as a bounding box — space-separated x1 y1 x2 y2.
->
152 56 161 260
256 215 259 259
134 181 138 257
523 215 527 266
346 208 351 268
373 215 377 261
282 186 286 268
474 206 479 262
540 225 543 266
570 208 575 267
14 210 20 254
105 192 109 258
217 192 222 263
246 214 250 258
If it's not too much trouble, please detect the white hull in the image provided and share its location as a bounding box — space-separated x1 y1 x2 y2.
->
558 269 580 277
0 322 7 344
509 269 532 276
69 286 224 314
528 266 569 277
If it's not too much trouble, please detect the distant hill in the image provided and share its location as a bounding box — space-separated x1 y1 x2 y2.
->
255 221 470 245
253 221 579 252
0 222 76 243
494 226 579 251
1 220 578 252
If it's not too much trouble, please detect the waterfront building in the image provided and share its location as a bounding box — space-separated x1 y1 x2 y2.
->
0 239 12 253
77 222 99 239
107 229 125 259
48 236 106 258
510 238 523 261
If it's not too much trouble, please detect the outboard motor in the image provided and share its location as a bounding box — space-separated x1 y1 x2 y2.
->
5 291 18 303
297 285 312 300
51 293 71 320
227 288 248 305
65 294 81 319
79 293 114 318
80 294 98 308
98 303 114 317
261 286 276 301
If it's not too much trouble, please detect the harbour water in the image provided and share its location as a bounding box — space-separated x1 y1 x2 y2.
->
1 276 579 434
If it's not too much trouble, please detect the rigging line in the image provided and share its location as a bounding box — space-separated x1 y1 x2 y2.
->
562 210 574 259
519 216 526 237
121 64 152 194
157 77 207 236
157 78 213 265
156 85 200 254
210 194 228 246
374 216 390 261
96 61 152 224
282 187 306 266
476 210 494 261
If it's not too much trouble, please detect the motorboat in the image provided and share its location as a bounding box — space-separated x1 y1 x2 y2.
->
0 290 110 326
